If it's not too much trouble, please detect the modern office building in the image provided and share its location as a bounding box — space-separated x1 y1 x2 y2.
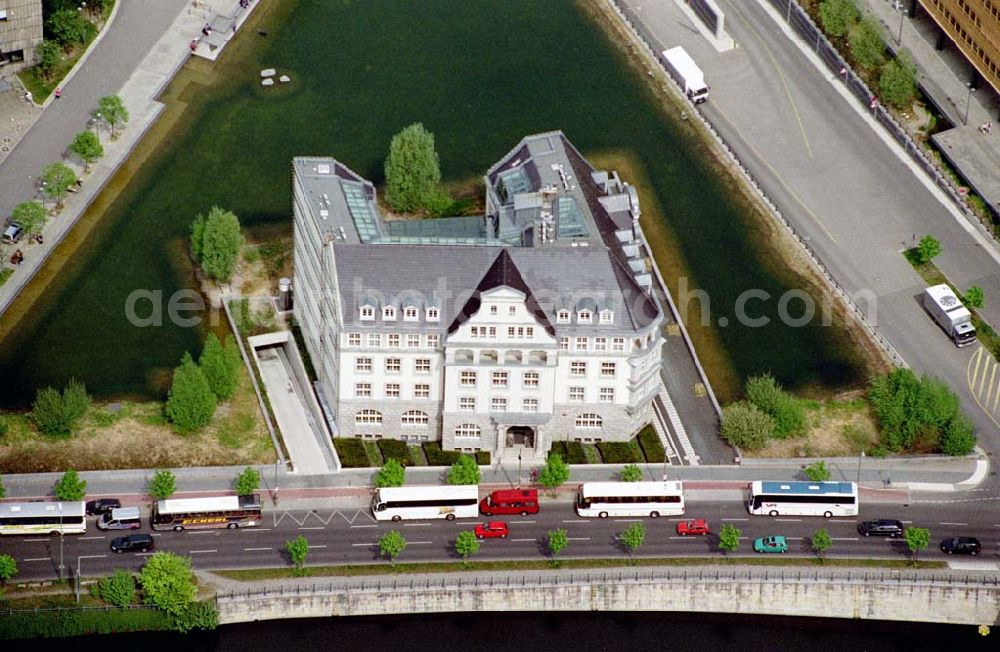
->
0 0 42 74
918 0 1000 94
292 132 665 462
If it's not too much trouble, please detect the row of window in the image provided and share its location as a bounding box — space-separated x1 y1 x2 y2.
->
461 370 540 388
558 336 627 352
346 333 439 349
355 409 431 426
355 357 432 374
355 383 431 399
359 305 440 322
469 325 535 339
455 389 614 412
556 309 614 325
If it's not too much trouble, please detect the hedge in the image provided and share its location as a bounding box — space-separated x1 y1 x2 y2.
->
596 441 641 464
0 607 172 640
377 439 413 466
637 425 666 463
423 442 461 466
475 451 491 465
333 438 370 468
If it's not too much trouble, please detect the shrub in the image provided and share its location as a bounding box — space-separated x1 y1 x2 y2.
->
939 414 976 456
31 379 90 438
375 458 405 488
36 40 62 78
0 608 172 639
170 601 218 633
964 285 985 309
62 379 91 426
720 401 773 450
147 470 176 501
54 469 86 501
139 552 197 617
0 554 17 585
199 333 242 401
868 368 962 452
745 374 805 438
804 461 831 482
234 467 260 495
47 9 96 49
620 464 643 482
285 535 309 572
376 439 412 466
596 441 641 464
819 0 859 38
190 207 244 282
879 52 917 108
384 123 443 213
475 451 491 466
422 442 461 466
334 438 371 467
98 569 135 608
637 425 666 463
914 235 941 264
447 454 480 485
538 453 570 490
849 16 885 70
165 353 216 434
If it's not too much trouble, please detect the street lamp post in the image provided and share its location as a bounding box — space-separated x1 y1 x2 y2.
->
57 503 64 581
897 7 905 46
517 450 522 488
856 450 866 484
964 84 976 125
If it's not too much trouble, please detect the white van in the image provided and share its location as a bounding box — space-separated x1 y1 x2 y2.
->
96 507 142 531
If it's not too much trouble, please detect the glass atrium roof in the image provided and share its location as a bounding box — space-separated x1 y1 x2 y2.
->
342 182 380 243
556 196 588 238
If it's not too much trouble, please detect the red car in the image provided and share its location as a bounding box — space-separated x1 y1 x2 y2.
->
474 521 509 539
676 518 710 536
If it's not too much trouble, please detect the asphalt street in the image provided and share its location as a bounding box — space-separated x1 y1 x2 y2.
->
3 493 996 582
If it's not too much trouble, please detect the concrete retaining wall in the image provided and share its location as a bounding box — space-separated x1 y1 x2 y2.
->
215 567 1000 626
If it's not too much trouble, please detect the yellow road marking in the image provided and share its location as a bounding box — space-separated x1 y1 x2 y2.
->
967 346 1000 429
723 0 813 159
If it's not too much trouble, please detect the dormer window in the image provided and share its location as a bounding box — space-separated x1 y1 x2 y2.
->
557 310 570 324
426 308 439 321
383 306 396 320
599 310 613 324
404 307 418 321
360 306 375 321
490 305 498 316
577 310 592 324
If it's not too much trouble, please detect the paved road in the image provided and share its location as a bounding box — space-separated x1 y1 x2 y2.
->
619 0 1000 466
3 493 997 581
0 0 189 218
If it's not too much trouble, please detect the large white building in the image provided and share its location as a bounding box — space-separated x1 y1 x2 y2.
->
293 132 665 462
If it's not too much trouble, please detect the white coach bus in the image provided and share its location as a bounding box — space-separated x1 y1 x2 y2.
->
0 501 87 536
747 481 859 518
371 485 479 522
576 481 685 518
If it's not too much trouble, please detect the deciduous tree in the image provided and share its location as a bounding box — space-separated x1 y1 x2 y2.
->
384 123 443 213
447 454 480 485
745 374 805 438
619 522 646 559
54 469 86 501
41 162 77 209
819 0 859 38
139 552 197 617
97 95 129 140
849 17 886 70
538 452 570 492
964 285 985 309
11 201 47 236
379 530 407 565
148 470 177 501
879 51 918 108
68 130 104 171
0 554 18 585
904 527 930 563
805 461 831 482
454 530 480 567
165 352 216 434
47 9 96 50
375 458 405 488
36 40 62 79
285 535 309 574
98 569 136 608
812 528 832 561
720 401 773 451
620 464 642 482
718 524 741 556
547 528 568 563
190 207 244 282
915 235 941 264
234 467 260 495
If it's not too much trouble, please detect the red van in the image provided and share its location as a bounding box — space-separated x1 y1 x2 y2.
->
480 489 539 516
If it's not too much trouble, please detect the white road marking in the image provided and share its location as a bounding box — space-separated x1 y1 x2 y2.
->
403 523 432 527
244 547 272 552
614 519 644 522
310 544 328 549
351 542 376 547
137 552 156 557
786 537 804 541
940 522 968 526
775 519 802 522
408 541 433 545
187 531 216 535
832 537 859 541
251 528 273 531
511 538 536 542
189 549 218 554
77 554 107 560
514 520 536 524
297 526 325 530
721 518 748 522
23 557 49 562
80 536 106 540
562 519 590 523
567 537 590 541
829 519 855 523
350 524 378 529
902 520 914 524
24 538 48 542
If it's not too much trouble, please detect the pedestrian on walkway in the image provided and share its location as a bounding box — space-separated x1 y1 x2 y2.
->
53 88 62 99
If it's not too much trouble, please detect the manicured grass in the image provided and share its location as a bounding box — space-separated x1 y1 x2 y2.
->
377 438 413 466
423 441 461 466
215 556 946 581
333 438 370 468
637 424 666 463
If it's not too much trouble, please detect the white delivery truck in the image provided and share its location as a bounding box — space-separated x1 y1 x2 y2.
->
923 284 976 347
661 46 709 104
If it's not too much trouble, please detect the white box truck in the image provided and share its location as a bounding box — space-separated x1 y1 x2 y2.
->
923 284 976 347
661 46 709 104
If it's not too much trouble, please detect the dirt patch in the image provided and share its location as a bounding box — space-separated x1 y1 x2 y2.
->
748 391 880 458
0 370 275 473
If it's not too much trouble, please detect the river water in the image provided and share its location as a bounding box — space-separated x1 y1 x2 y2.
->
67 612 992 651
0 0 870 407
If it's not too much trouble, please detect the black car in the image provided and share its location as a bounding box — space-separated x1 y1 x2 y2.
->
857 519 905 537
86 498 121 516
940 537 981 555
110 534 154 554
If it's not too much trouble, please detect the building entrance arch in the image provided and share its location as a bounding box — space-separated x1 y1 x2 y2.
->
506 425 535 448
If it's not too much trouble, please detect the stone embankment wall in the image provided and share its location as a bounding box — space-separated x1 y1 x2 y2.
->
215 567 1000 626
